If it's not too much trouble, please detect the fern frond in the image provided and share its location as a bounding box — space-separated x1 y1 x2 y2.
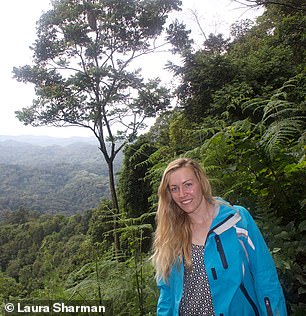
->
259 75 306 158
129 143 153 163
262 118 305 157
242 97 268 115
262 99 298 122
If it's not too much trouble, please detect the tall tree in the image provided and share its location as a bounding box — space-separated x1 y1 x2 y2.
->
13 0 185 251
118 134 157 218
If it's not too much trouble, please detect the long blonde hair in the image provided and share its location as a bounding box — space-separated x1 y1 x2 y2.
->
151 158 216 282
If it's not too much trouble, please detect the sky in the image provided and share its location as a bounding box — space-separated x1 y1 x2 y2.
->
0 0 263 138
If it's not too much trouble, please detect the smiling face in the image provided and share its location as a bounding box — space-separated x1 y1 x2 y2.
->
168 166 205 215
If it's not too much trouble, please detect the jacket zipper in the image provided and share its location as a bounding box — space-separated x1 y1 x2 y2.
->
211 267 217 280
264 297 273 316
240 283 259 316
215 235 228 269
207 213 234 269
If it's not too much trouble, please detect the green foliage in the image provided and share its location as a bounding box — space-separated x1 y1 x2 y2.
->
1 1 305 315
12 0 186 242
88 200 117 251
65 256 157 315
0 205 158 314
0 211 91 296
256 216 306 314
0 140 119 214
118 135 157 218
168 113 200 154
175 51 237 119
212 81 257 122
0 273 22 301
239 72 306 161
203 33 230 55
277 13 306 64
124 3 305 312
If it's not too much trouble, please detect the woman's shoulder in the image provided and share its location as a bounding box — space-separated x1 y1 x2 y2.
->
211 198 239 227
215 198 254 225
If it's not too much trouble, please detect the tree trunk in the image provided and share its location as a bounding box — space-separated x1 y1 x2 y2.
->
107 159 121 257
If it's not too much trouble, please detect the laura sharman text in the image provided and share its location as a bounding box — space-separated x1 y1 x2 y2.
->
16 302 106 313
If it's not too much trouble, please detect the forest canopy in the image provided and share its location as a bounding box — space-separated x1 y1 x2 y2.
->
0 139 122 214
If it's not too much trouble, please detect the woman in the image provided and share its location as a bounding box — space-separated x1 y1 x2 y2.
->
151 158 287 316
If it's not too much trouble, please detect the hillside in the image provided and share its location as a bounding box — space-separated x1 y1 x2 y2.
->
0 135 122 214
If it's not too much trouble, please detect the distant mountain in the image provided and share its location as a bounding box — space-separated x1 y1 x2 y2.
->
0 135 123 214
0 140 102 168
0 134 98 146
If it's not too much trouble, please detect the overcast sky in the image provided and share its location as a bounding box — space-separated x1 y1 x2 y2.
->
0 0 263 138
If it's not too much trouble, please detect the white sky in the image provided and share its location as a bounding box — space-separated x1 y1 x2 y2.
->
0 0 263 138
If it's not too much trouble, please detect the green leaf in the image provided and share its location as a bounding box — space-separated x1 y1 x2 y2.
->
272 247 281 253
296 274 306 286
274 231 290 240
298 220 306 232
298 287 306 295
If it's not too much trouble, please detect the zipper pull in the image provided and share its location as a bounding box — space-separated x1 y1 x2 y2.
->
264 297 273 316
215 235 228 269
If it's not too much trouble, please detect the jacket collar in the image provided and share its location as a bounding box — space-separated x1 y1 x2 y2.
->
209 201 241 236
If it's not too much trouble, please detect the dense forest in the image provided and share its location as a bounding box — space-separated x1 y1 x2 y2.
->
1 0 305 315
0 137 122 214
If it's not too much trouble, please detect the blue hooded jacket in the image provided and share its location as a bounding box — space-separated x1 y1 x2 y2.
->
156 202 287 316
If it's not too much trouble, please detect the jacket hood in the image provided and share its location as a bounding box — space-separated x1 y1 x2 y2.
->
209 200 241 235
